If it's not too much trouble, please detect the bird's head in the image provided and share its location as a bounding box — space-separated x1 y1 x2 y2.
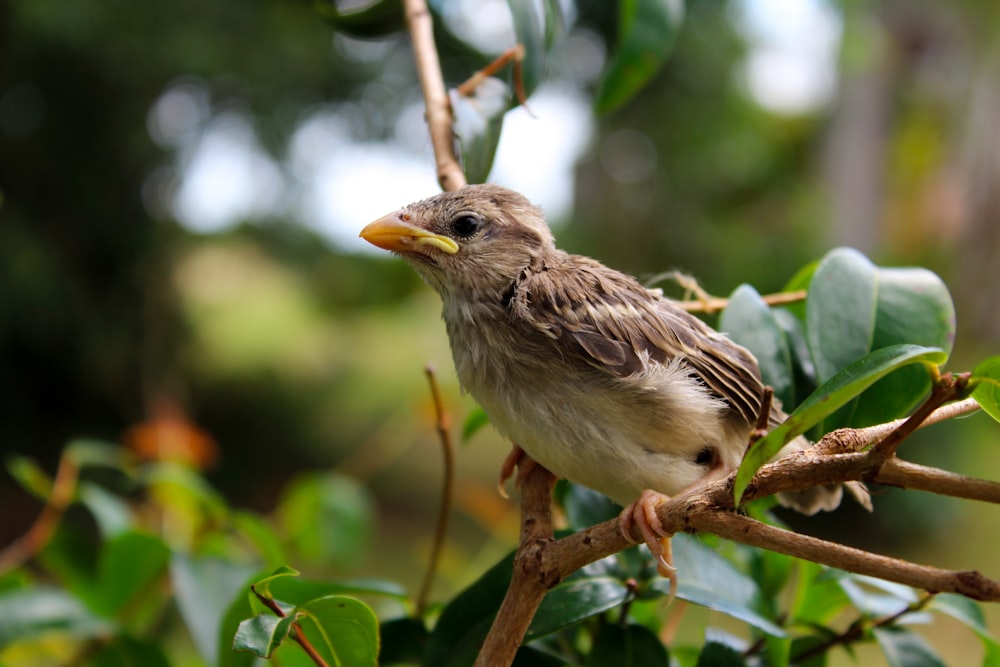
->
359 184 554 303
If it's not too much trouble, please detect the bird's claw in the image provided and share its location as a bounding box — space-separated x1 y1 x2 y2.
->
498 444 537 499
619 489 678 603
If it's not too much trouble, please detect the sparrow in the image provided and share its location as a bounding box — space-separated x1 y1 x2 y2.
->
360 184 869 580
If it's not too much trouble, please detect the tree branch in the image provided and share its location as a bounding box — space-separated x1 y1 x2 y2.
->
403 0 466 192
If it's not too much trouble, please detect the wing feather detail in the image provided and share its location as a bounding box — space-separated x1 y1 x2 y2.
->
509 253 764 427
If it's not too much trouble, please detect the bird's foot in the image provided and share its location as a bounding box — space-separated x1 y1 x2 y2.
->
498 444 537 499
619 489 677 603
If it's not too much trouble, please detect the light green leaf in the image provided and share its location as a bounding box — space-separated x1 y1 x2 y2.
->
650 535 784 637
452 81 508 185
295 595 380 667
507 0 551 97
0 586 111 649
172 553 259 663
278 471 373 568
971 355 1000 423
734 345 947 505
872 626 945 667
4 455 52 500
232 612 296 658
594 0 684 114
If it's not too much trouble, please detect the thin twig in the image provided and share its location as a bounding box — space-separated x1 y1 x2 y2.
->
251 586 331 667
0 450 79 572
676 289 808 313
870 373 969 462
403 0 466 191
416 365 455 617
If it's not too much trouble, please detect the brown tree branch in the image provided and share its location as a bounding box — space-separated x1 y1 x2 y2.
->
403 0 466 192
473 395 1000 666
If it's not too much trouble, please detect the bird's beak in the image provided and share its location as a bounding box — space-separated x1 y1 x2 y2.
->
359 213 459 255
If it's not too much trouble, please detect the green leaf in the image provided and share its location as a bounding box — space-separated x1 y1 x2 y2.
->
527 576 630 640
4 454 52 499
219 577 259 667
172 553 259 664
233 612 296 658
462 406 491 443
295 595 380 667
790 563 851 628
89 635 170 667
379 616 428 664
720 284 796 410
315 0 405 38
507 0 552 97
971 355 1000 423
0 586 111 649
452 82 508 185
77 481 132 538
649 535 784 637
929 595 1000 666
806 248 879 385
585 623 670 666
734 345 947 505
872 626 945 667
92 531 170 616
557 482 621 531
696 640 747 666
594 0 684 114
837 575 920 618
278 471 373 568
850 267 956 427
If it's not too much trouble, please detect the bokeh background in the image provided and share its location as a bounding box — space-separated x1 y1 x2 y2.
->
2 0 1000 658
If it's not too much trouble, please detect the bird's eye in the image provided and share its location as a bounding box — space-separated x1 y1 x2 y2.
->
450 215 483 238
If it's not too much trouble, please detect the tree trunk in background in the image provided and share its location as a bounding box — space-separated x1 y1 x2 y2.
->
957 49 1000 349
823 11 892 254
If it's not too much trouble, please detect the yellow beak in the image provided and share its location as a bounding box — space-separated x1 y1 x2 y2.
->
359 213 459 255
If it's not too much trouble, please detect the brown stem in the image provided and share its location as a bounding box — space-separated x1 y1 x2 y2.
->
676 289 808 313
870 373 968 462
416 365 455 617
403 0 466 192
475 460 558 667
0 451 79 572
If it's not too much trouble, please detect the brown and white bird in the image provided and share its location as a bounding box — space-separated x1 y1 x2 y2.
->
360 184 868 576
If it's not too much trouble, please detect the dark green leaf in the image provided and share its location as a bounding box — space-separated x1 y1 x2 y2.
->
872 626 945 667
594 0 683 114
232 612 296 658
218 575 260 667
379 616 428 664
929 594 1000 666
720 284 795 410
734 345 947 505
172 553 259 664
971 356 1000 423
558 482 621 531
315 0 405 38
527 577 630 640
696 640 747 667
267 573 410 607
773 308 818 407
585 623 669 667
649 535 784 637
0 586 110 649
90 635 170 667
790 563 851 627
296 595 380 667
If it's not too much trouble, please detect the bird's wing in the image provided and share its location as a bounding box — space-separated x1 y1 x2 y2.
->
511 255 764 427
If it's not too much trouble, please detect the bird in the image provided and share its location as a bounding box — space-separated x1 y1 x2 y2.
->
359 183 869 583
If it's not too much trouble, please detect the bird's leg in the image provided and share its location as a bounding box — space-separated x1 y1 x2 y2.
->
619 489 678 602
498 444 538 498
